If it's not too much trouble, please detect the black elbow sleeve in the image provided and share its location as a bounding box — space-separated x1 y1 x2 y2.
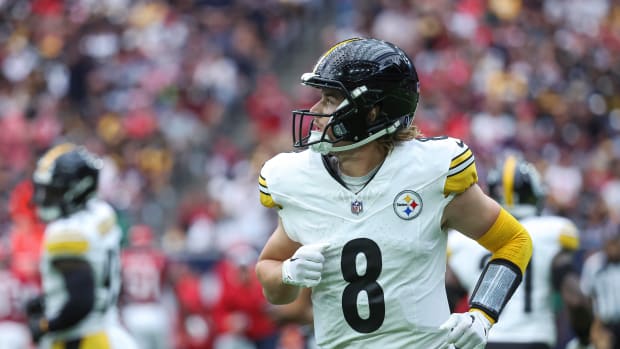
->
47 263 95 332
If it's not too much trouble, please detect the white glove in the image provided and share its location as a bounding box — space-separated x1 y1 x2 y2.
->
282 242 330 287
439 311 492 349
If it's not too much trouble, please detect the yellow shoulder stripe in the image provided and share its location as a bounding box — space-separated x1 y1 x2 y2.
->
450 148 473 169
97 216 117 236
559 235 579 250
52 331 110 349
258 174 281 209
46 241 89 255
45 230 89 255
558 222 579 250
444 161 478 195
260 192 280 209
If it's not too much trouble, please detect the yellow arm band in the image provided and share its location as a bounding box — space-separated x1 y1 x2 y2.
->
476 208 533 275
468 209 532 323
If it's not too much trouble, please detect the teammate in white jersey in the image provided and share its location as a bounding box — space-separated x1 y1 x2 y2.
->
255 37 533 349
447 155 592 349
26 143 138 349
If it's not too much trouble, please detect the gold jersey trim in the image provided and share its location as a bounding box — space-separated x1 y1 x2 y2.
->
258 174 281 209
558 222 579 250
45 230 90 256
445 144 477 195
46 240 89 256
449 148 473 170
52 331 111 349
97 216 117 236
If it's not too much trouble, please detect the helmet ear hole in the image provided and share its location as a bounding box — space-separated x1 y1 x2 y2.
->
366 105 381 124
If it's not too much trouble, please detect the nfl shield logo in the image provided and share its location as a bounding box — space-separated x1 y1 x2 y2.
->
351 200 363 215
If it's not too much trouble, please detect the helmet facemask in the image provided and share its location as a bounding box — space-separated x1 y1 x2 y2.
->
33 183 65 222
292 78 403 154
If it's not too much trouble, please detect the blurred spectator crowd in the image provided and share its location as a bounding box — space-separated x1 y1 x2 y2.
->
329 0 620 252
1 0 620 348
0 0 321 251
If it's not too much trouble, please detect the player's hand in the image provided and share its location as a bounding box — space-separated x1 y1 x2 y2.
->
282 242 330 287
439 310 491 349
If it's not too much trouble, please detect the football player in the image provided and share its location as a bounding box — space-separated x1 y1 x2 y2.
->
255 37 532 349
26 143 138 349
447 155 592 349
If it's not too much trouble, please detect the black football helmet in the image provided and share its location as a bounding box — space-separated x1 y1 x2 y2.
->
32 143 102 222
487 155 545 219
292 38 420 154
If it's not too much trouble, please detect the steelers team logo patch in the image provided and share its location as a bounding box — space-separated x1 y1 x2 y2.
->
393 190 423 220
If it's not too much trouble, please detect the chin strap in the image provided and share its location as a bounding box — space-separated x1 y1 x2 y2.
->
310 120 401 155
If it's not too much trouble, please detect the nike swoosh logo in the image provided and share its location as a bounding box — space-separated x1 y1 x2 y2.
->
290 258 299 262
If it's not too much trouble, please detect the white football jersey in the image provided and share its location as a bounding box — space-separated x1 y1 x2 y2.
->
260 137 478 348
40 198 123 341
447 215 579 346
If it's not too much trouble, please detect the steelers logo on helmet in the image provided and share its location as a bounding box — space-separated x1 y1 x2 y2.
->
393 190 423 220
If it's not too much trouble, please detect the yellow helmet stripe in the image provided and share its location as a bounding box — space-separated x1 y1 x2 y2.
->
502 155 517 206
313 38 362 73
37 143 76 173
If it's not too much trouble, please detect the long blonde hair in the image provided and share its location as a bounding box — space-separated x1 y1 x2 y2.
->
366 105 421 156
376 123 420 155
